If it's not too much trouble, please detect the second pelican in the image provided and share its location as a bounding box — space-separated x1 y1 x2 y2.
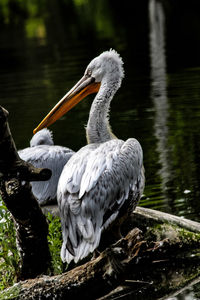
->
34 49 145 263
19 128 74 205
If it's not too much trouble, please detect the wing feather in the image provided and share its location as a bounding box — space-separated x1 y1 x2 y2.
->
19 145 74 205
58 138 144 264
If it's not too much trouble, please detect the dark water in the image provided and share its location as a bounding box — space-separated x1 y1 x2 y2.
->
1 0 200 298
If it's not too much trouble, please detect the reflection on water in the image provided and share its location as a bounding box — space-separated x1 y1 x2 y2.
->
149 0 172 211
147 0 200 223
1 0 200 297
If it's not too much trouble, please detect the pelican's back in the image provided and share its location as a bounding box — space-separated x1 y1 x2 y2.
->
58 138 144 263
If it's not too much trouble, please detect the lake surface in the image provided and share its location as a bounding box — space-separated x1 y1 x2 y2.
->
0 0 200 298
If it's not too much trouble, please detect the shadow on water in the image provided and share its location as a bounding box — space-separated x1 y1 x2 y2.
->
1 0 200 298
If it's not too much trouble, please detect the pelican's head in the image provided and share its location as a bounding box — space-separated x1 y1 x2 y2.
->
30 128 54 147
33 49 124 134
85 49 124 86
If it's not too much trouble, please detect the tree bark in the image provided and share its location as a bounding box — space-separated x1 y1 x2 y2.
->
0 106 52 280
132 206 200 233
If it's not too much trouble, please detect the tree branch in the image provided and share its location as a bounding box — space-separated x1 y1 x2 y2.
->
0 106 51 181
0 105 52 280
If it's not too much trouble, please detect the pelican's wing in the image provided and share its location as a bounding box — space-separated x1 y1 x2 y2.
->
19 145 74 205
58 138 144 263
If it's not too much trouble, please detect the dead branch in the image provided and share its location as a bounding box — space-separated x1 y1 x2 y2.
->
0 105 52 280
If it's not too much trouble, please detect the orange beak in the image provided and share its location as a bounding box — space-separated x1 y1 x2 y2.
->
33 75 100 134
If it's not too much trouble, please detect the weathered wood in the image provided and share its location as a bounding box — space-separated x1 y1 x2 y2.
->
132 206 200 233
159 276 200 300
0 107 51 181
99 268 200 300
1 220 200 300
0 105 52 280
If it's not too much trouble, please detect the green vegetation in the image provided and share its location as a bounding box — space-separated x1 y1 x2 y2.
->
0 204 65 291
0 202 19 291
0 0 120 43
0 283 21 300
47 213 66 275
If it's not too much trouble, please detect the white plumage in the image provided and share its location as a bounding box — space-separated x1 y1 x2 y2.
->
58 138 144 263
18 129 74 205
33 49 145 263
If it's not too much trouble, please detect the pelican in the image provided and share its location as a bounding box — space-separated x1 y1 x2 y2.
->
33 50 145 263
18 128 74 205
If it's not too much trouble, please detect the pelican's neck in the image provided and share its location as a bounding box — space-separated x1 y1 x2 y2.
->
86 80 119 144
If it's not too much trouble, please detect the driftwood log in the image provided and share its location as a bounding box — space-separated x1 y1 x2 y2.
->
0 106 52 280
0 105 200 299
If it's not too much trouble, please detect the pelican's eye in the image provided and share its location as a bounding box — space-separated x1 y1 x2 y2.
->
86 69 92 77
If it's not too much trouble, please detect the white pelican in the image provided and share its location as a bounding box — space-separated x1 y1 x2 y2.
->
33 50 145 263
19 128 74 205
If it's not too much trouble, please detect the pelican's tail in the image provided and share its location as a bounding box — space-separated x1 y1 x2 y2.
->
61 242 74 264
61 230 101 264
